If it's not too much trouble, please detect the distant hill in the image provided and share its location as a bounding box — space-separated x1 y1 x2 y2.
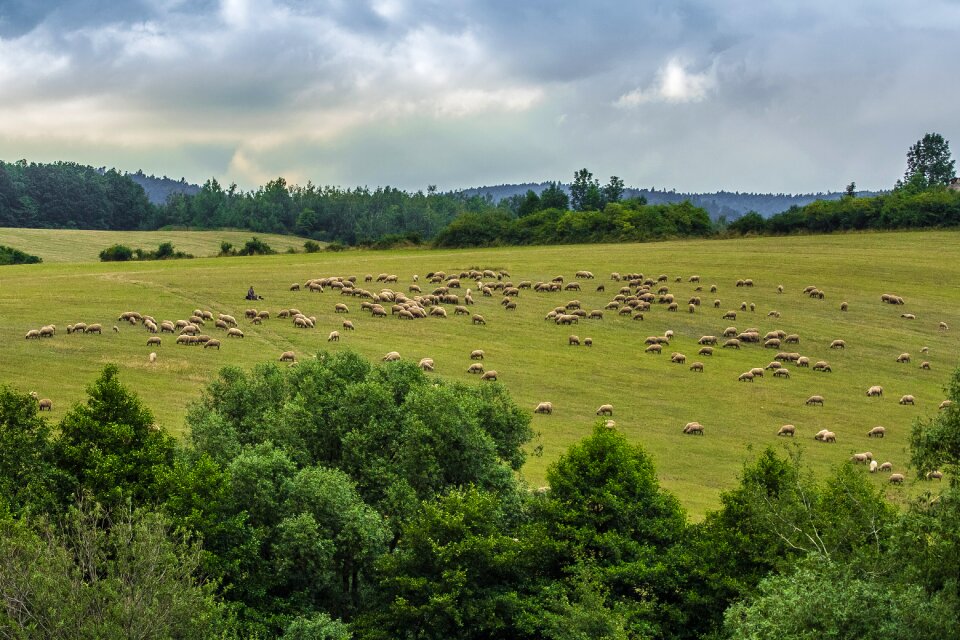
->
125 170 201 205
458 183 886 220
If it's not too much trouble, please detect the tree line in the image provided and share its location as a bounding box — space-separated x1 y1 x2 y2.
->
2 353 960 638
2 134 956 250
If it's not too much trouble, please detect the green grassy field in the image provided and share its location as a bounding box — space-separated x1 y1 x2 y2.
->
0 228 313 263
2 229 958 517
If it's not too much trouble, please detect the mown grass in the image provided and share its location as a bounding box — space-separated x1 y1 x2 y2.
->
0 228 314 263
2 229 958 518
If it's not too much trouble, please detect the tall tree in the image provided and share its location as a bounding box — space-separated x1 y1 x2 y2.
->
603 176 625 204
903 133 956 188
539 182 569 210
570 169 603 211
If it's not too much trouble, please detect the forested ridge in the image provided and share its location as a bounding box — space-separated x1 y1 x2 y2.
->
1 353 960 638
2 134 957 250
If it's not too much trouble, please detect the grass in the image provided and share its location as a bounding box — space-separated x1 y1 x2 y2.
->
2 229 958 518
0 228 315 263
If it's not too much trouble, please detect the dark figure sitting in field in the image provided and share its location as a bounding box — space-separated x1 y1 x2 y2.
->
246 286 263 301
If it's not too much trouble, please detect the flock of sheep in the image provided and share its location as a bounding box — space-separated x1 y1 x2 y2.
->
22 265 954 490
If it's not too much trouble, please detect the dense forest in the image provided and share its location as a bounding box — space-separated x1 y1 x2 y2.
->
1 353 959 638
1 134 956 249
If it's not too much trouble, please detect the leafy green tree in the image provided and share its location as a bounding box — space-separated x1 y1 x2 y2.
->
0 386 61 514
570 169 603 212
845 181 856 198
284 612 352 639
603 176 625 204
53 364 177 507
517 190 542 217
903 132 956 188
910 367 960 474
539 182 570 210
541 425 687 637
359 487 539 640
0 245 41 265
724 558 959 640
0 503 232 638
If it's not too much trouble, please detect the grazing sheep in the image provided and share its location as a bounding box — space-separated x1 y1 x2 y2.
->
777 284 784 294
596 404 614 416
766 361 783 370
698 335 717 345
767 310 780 318
38 398 53 411
472 314 486 325
583 337 593 347
773 368 790 378
722 326 738 337
203 339 221 350
689 362 704 372
418 358 435 372
939 321 949 330
568 335 580 346
805 395 824 406
920 361 931 370
870 460 878 473
467 363 484 374
851 453 869 464
866 385 884 397
722 311 737 320
901 313 916 320
534 401 553 415
749 367 765 377
698 346 714 356
683 422 704 435
722 338 741 349
829 339 846 349
867 426 886 438
335 303 349 313
896 353 911 363
840 301 848 311
470 349 484 360
926 470 944 481
645 343 662 354
879 462 893 472
764 338 781 349
777 424 795 436
480 370 498 381
147 337 161 347
821 431 836 443
797 356 810 367
939 400 953 410
714 299 721 308
148 352 157 363
888 473 905 484
899 394 915 405
328 330 340 342
784 334 800 344
383 351 401 362
24 329 41 340
738 371 755 382
227 328 244 338
671 353 686 364
85 324 102 334
812 361 832 372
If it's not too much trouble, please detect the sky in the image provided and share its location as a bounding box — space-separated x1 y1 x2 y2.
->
1 0 958 194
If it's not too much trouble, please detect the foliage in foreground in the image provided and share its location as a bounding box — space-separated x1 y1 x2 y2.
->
2 356 960 638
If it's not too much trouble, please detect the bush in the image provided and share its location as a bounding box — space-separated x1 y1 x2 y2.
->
99 244 134 262
325 242 347 252
219 241 236 256
303 240 321 253
0 245 42 265
238 237 275 256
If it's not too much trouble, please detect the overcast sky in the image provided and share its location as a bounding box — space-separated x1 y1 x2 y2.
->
1 0 958 194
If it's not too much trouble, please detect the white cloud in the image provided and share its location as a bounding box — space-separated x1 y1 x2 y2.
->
616 58 716 107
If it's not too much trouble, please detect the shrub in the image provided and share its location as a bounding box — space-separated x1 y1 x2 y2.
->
238 237 275 256
325 242 347 252
0 245 42 265
303 240 321 253
99 244 134 262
